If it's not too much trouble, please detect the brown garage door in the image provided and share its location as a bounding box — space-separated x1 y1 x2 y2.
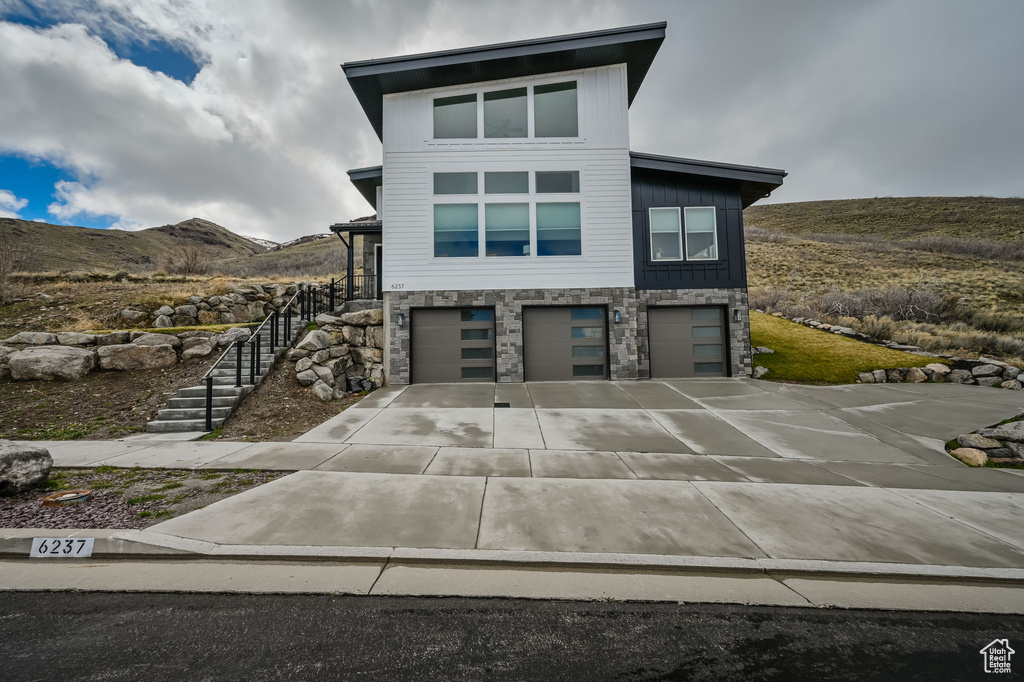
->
648 306 728 378
523 306 607 381
412 308 495 383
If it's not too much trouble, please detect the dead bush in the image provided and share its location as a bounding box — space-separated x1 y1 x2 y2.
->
160 246 210 276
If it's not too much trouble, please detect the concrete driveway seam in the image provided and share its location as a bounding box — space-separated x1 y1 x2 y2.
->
884 488 1024 552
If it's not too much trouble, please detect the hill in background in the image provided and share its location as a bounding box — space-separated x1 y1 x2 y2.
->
0 217 267 272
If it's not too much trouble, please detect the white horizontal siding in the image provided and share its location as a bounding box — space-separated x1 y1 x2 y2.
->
381 148 632 291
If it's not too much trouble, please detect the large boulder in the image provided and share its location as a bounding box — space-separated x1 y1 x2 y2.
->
311 380 334 402
352 346 383 364
120 308 146 321
97 344 177 371
315 313 345 326
342 325 365 346
950 447 988 467
0 440 53 495
946 369 974 384
152 315 173 328
979 421 1024 443
925 363 950 375
133 333 182 349
972 364 1003 378
339 308 384 326
364 325 385 349
3 332 58 345
957 433 1002 450
313 365 335 386
296 330 330 351
905 367 928 383
154 305 175 317
296 369 318 386
181 337 214 360
9 346 96 381
219 327 252 346
1003 367 1022 380
174 304 198 319
295 357 314 373
1002 379 1023 391
56 332 97 346
976 377 1003 387
95 331 130 346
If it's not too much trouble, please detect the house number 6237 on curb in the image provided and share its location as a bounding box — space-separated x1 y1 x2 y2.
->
30 538 94 558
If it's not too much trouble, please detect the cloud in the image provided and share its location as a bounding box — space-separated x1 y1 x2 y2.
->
0 0 1022 239
0 188 28 217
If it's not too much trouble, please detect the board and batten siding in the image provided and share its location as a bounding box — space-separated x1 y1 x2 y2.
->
631 169 748 290
380 64 633 292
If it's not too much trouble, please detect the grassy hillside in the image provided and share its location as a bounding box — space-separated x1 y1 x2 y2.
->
745 196 1024 241
213 234 347 278
0 217 265 272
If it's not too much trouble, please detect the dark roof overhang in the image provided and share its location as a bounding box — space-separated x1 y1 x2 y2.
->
347 165 383 211
343 22 667 140
329 219 382 236
629 151 787 208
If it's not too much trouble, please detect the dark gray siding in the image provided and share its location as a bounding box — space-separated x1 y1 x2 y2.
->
631 169 747 290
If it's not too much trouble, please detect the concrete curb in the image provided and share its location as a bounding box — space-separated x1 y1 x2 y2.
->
3 528 1024 583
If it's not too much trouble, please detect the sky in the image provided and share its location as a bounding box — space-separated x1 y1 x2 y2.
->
0 0 1022 240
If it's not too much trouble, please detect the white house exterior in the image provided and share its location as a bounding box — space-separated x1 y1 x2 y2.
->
339 23 786 385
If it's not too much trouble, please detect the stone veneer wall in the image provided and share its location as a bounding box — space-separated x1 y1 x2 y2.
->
384 287 750 384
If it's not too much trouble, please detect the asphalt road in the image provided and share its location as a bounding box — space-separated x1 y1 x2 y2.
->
1 593 1021 681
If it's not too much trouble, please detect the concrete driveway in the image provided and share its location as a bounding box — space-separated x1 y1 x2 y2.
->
294 378 1024 468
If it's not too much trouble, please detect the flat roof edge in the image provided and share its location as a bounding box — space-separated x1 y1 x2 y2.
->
342 22 666 75
630 151 787 183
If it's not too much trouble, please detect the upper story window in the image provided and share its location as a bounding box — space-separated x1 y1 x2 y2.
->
536 171 580 193
484 172 528 194
534 82 578 137
433 94 477 138
434 172 478 194
684 207 718 260
649 206 719 262
484 88 527 138
431 80 578 140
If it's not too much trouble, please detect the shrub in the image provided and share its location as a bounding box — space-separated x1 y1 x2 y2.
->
160 246 210 276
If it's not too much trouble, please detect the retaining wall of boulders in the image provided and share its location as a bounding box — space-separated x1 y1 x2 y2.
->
756 310 1023 390
948 413 1024 466
0 327 253 381
120 282 300 329
287 307 384 402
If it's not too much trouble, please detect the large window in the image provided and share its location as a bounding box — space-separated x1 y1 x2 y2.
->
434 204 478 257
536 202 581 256
684 207 718 260
432 80 578 140
534 82 578 137
485 203 530 257
650 208 682 261
434 172 478 195
484 87 527 138
433 94 477 138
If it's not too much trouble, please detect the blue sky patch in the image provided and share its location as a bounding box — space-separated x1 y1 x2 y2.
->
1 10 203 84
0 155 118 229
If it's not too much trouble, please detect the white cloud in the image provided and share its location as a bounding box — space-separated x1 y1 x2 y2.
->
1 0 1022 238
0 188 28 218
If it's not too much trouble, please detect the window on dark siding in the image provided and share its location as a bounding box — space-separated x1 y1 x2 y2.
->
684 207 718 260
650 207 682 261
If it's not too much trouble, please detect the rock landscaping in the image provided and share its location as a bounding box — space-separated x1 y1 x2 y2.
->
948 412 1024 466
1 326 255 381
756 310 1023 389
289 305 385 402
0 440 53 495
120 282 300 328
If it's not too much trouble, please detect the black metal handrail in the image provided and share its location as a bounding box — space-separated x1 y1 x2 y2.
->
200 284 314 431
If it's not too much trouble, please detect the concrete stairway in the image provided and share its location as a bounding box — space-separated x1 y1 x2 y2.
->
145 316 305 433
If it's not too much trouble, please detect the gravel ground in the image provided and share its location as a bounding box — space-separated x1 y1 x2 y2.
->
0 467 285 529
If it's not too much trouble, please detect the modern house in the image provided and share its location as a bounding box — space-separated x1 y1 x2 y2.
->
334 22 785 384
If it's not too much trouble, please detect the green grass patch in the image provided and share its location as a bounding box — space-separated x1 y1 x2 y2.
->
126 493 166 505
199 427 225 441
87 323 257 335
199 472 223 480
750 312 940 384
137 511 152 518
17 422 98 440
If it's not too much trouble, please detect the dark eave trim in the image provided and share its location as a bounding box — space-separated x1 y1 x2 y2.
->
329 220 382 236
630 151 786 208
343 22 666 140
347 165 383 211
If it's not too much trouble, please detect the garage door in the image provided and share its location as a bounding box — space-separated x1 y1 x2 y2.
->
523 307 607 381
648 306 728 378
412 308 495 383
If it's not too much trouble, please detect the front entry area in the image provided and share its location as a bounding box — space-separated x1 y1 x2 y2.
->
411 308 495 383
523 306 607 381
648 306 728 378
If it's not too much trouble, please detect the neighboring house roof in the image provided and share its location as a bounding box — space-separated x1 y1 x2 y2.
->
629 151 787 208
343 22 667 140
347 166 383 210
329 219 382 236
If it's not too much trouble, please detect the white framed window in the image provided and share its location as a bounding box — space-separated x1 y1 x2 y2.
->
431 79 578 141
684 207 718 260
649 207 682 261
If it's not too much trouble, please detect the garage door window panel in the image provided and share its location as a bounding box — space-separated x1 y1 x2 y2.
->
693 326 722 338
684 207 719 260
462 328 493 341
695 362 725 374
572 346 603 358
694 344 723 356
